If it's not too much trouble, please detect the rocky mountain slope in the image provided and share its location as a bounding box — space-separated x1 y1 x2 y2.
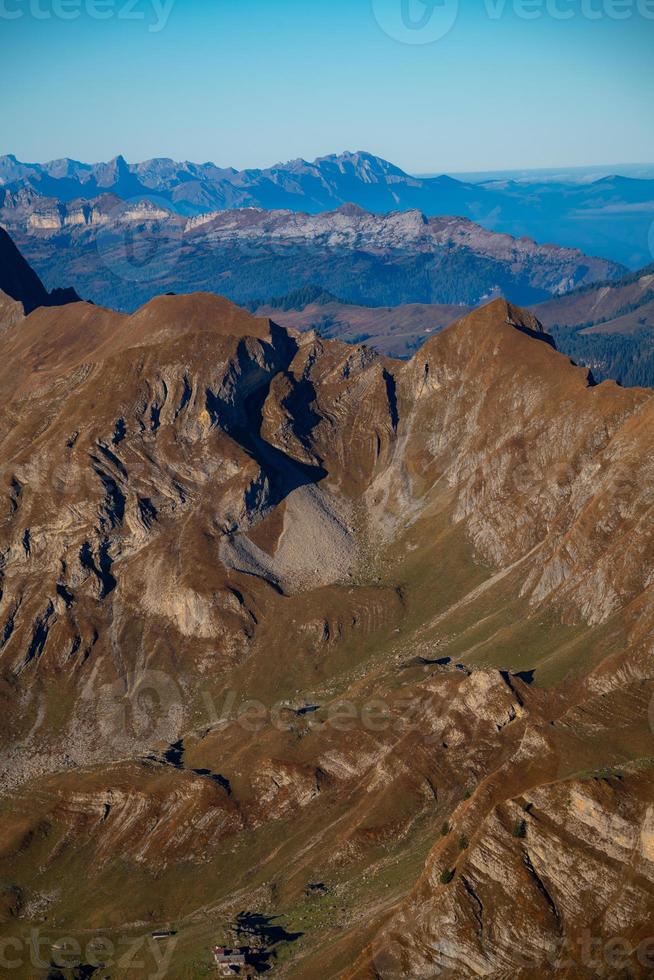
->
2 150 653 266
1 234 654 977
2 202 623 315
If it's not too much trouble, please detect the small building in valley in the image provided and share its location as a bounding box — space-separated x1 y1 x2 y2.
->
212 946 252 976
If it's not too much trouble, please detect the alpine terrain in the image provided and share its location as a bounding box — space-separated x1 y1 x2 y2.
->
1 230 654 977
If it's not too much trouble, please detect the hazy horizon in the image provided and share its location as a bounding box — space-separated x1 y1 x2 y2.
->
2 148 654 183
2 0 653 173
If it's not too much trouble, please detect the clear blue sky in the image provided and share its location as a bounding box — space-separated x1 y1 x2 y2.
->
1 0 653 173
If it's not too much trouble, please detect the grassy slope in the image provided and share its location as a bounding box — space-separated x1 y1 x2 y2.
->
0 487 637 979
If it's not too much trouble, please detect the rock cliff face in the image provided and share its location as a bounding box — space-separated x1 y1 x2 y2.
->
0 226 78 313
0 234 653 978
350 767 654 979
25 198 172 231
2 200 622 314
185 206 614 295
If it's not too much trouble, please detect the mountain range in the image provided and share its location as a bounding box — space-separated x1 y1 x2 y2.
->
2 150 654 267
2 202 624 315
1 230 654 977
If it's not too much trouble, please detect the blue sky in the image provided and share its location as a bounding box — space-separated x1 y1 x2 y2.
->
1 0 653 173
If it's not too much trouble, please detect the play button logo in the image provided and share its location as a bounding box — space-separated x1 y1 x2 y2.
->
372 0 459 44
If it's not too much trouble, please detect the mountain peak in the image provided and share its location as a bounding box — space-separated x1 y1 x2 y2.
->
432 297 557 360
0 226 48 313
97 154 130 176
334 202 369 217
314 150 409 179
122 291 274 349
491 297 555 345
108 154 130 177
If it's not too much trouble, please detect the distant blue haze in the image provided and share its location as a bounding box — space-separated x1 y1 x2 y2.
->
1 0 653 173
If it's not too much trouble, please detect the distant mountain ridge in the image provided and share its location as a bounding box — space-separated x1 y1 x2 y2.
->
533 263 654 387
532 262 654 331
6 203 623 314
252 287 471 358
2 150 654 266
0 150 482 214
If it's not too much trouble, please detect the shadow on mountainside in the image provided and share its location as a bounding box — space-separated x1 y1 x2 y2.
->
235 911 303 972
206 328 327 510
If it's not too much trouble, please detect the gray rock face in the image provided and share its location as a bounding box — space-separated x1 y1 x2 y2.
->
3 199 622 315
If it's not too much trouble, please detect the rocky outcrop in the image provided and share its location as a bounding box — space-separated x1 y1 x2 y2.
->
350 767 654 979
0 226 79 313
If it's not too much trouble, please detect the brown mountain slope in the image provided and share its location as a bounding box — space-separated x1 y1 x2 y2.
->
582 294 654 335
348 764 654 979
1 280 654 977
532 265 654 330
